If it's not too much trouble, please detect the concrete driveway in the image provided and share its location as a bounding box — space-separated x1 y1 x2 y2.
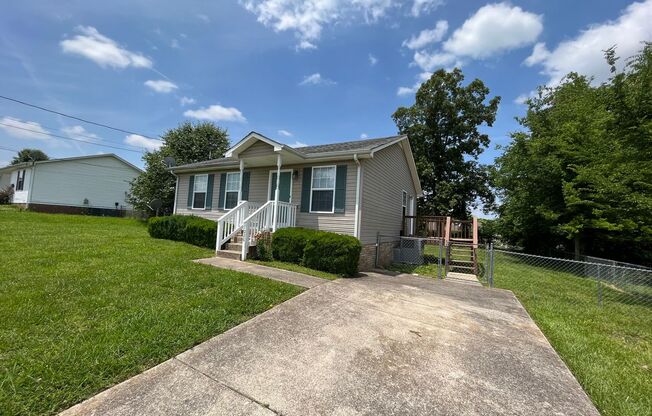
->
61 272 598 416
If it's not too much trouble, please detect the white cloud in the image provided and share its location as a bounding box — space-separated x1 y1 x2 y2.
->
523 42 551 67
288 141 307 148
144 79 178 93
197 14 210 23
241 0 396 50
60 26 152 69
180 96 196 106
184 105 247 122
397 71 432 96
170 38 180 49
124 134 162 151
403 20 448 50
360 133 368 139
278 129 293 137
0 117 50 140
412 51 457 71
299 72 336 86
526 0 652 86
410 0 444 17
61 125 99 139
369 53 378 65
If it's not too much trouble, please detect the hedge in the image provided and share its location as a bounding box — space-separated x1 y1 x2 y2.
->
147 215 216 249
271 227 361 276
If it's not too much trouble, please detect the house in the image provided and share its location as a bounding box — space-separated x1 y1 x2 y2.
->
170 131 423 270
0 154 142 216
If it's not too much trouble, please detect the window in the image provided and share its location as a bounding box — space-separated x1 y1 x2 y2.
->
192 174 208 209
310 166 336 213
224 172 240 209
402 191 407 213
16 170 25 191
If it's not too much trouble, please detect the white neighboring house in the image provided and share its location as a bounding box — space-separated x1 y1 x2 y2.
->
0 154 142 215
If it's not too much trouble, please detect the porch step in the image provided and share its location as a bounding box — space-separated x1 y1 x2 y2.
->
215 250 241 260
225 242 243 251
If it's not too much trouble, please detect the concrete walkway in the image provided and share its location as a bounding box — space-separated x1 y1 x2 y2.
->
61 270 598 416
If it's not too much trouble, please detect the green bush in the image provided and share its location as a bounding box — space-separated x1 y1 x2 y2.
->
271 227 318 263
303 231 361 276
255 231 273 261
147 215 216 249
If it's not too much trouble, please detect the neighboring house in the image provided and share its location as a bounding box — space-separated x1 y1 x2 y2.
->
0 154 142 215
171 131 422 270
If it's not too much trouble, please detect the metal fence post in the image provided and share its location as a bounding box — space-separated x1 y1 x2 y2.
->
375 232 380 269
484 242 490 281
437 239 443 279
597 264 603 306
488 243 494 288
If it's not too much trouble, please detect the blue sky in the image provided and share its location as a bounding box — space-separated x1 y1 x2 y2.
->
1 0 650 170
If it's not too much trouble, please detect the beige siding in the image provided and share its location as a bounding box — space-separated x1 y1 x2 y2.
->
175 161 357 237
239 141 274 158
360 143 417 244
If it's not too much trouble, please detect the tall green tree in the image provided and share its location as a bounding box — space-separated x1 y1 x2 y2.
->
11 149 49 164
128 121 229 214
494 44 652 263
393 68 500 217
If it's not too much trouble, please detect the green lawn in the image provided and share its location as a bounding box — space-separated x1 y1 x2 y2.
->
0 207 303 416
391 249 651 416
247 259 340 280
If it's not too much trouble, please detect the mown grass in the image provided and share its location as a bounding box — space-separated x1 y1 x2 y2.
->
247 259 340 280
0 207 303 415
390 247 651 415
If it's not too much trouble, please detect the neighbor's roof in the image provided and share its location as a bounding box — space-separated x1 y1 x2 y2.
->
0 153 143 173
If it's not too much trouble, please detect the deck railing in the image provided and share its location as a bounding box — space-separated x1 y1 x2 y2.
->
403 215 478 243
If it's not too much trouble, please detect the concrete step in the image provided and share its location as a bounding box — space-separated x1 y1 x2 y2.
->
215 250 241 260
225 242 243 251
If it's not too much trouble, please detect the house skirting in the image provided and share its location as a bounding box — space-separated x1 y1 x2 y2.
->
358 241 398 271
26 203 129 217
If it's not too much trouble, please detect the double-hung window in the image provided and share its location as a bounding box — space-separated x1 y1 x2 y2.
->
310 166 336 213
402 190 407 214
16 170 25 191
192 174 208 209
224 172 240 209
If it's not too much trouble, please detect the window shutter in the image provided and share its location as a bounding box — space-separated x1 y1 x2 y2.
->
269 173 277 201
334 165 347 213
218 173 227 209
187 175 195 208
241 171 250 201
206 174 215 210
300 167 311 212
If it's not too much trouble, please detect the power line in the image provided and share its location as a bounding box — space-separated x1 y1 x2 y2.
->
0 145 20 153
0 122 146 153
0 94 162 141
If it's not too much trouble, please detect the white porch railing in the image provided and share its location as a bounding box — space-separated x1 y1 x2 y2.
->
215 201 261 252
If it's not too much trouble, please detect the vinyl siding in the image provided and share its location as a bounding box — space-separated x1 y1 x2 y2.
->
175 161 357 236
360 142 417 244
239 141 275 158
29 156 139 209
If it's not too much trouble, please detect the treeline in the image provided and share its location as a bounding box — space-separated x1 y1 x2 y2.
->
492 44 652 264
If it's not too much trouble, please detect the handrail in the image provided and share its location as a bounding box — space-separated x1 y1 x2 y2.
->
240 201 297 260
216 201 258 253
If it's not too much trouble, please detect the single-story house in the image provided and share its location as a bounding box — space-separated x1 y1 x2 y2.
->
170 131 422 270
0 154 142 215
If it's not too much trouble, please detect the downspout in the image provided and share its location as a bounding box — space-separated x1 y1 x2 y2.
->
353 154 361 239
171 171 179 214
27 161 36 206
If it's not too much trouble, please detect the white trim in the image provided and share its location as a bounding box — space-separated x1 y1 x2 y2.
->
353 154 361 239
191 173 208 210
267 169 294 203
223 171 241 210
172 174 179 214
308 165 336 214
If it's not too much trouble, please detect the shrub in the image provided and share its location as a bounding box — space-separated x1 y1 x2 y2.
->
147 215 216 249
0 186 14 204
255 231 273 261
271 227 318 263
303 231 362 277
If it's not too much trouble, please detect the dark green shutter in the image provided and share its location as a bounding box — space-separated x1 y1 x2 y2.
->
218 173 227 209
241 171 250 201
300 167 312 212
187 175 195 208
205 174 214 209
334 165 347 213
269 173 277 201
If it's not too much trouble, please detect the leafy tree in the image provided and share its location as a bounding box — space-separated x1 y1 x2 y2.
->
11 149 49 164
393 68 500 218
493 44 652 263
128 121 229 215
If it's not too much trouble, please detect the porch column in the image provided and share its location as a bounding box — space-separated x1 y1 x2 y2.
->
272 153 282 232
237 159 244 203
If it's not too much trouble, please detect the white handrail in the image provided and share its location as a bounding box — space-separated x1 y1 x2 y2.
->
240 201 298 260
216 201 260 253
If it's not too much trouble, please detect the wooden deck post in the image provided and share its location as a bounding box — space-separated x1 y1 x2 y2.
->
444 216 451 243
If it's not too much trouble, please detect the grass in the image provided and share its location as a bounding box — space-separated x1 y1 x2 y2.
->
0 207 303 416
247 259 340 280
390 247 651 416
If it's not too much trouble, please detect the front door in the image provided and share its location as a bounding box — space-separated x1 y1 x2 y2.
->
269 171 292 203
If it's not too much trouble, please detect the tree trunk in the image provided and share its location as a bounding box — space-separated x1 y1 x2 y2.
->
574 234 581 260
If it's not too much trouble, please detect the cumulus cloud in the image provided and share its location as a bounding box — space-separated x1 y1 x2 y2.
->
278 129 293 137
241 0 396 50
299 73 336 86
369 53 378 65
60 26 152 69
288 141 307 148
61 125 99 139
360 133 369 139
397 71 432 96
184 105 247 122
197 14 210 23
180 96 196 106
124 134 163 151
525 0 652 86
0 117 50 140
410 0 444 17
402 20 448 50
144 79 178 93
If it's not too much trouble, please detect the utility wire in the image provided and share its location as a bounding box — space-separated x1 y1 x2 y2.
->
0 122 145 153
0 94 162 141
0 145 20 153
